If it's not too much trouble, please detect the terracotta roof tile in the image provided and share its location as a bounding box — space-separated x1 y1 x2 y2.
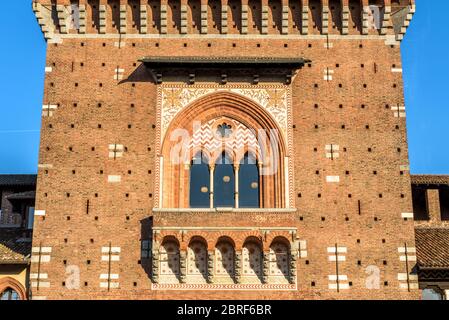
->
415 228 449 269
0 229 31 263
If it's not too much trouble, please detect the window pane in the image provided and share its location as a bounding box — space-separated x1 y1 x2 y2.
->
239 153 259 208
214 153 234 207
27 207 35 230
190 152 210 208
422 288 443 300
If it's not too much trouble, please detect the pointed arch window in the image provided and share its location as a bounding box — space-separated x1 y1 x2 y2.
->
214 152 235 208
239 152 260 208
189 151 210 208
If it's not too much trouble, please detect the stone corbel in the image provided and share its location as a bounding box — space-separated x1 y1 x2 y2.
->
140 3 148 34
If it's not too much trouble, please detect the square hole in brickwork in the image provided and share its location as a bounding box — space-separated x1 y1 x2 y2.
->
63 260 67 265
348 194 352 198
384 281 388 286
300 216 304 221
311 281 315 286
383 260 387 265
357 260 361 265
84 282 88 287
318 194 322 198
148 170 152 174
87 260 91 264
98 124 102 128
95 193 98 197
94 216 98 221
357 239 360 243
149 193 153 198
321 217 325 221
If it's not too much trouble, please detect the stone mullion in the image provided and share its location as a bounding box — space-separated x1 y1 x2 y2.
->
209 164 215 208
258 162 264 208
234 164 239 208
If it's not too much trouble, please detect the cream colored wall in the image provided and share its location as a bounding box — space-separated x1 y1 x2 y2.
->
0 264 29 290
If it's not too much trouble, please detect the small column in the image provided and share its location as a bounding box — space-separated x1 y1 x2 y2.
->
289 250 297 284
152 250 159 283
301 1 309 35
341 0 349 35
119 2 127 34
209 165 215 208
241 0 248 34
427 189 441 223
262 251 270 284
180 251 187 283
180 0 188 34
99 1 107 34
207 250 215 283
160 0 168 34
322 1 329 35
234 164 239 209
221 1 228 34
234 251 242 284
261 2 268 34
201 0 208 34
258 162 263 208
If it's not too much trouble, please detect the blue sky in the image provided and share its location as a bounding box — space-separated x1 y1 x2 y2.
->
0 0 447 174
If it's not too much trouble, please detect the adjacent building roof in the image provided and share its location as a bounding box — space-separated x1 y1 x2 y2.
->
411 175 449 186
415 228 449 269
0 229 31 264
5 191 36 201
0 175 37 187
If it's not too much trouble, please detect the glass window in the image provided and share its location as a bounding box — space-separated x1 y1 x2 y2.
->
27 207 35 230
190 152 210 208
239 153 260 208
422 288 443 300
1 288 20 300
214 152 234 207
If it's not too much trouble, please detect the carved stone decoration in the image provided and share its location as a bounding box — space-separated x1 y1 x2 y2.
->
152 250 160 284
207 251 215 284
159 84 290 143
234 251 242 284
180 251 187 283
262 251 270 284
289 250 298 284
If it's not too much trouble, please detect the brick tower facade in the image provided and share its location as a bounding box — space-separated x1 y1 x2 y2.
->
31 0 417 299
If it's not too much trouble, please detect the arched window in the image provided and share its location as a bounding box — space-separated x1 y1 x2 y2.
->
269 241 290 282
1 288 20 300
190 151 210 208
160 240 180 283
422 287 444 300
215 240 235 281
239 153 260 208
214 152 235 207
242 240 263 283
187 240 208 282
